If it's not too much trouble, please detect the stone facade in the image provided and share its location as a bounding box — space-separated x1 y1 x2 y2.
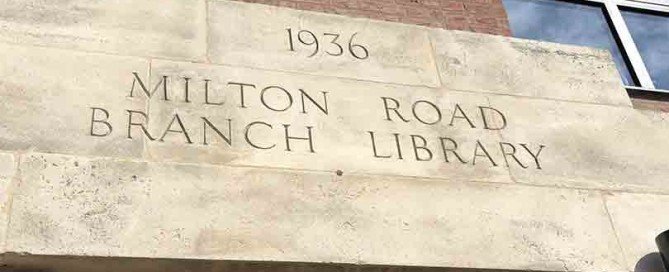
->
0 1 667 272
234 0 669 113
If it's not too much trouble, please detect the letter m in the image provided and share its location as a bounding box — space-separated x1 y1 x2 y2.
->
129 72 169 100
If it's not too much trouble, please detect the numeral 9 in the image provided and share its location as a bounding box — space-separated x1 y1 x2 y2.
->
296 30 319 57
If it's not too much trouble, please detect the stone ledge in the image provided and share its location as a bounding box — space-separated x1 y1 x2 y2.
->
0 254 537 272
1 152 626 272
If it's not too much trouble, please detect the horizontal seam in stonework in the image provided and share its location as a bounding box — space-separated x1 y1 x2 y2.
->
196 58 441 88
0 40 635 110
0 253 366 268
447 87 634 109
10 150 669 197
122 48 635 109
510 179 669 196
132 162 669 196
0 40 440 89
0 40 203 66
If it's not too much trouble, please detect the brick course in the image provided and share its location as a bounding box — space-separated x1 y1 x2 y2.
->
233 0 512 36
630 93 669 113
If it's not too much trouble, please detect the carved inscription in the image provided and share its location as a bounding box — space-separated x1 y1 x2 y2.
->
286 28 369 59
87 71 546 171
90 73 325 153
367 97 545 169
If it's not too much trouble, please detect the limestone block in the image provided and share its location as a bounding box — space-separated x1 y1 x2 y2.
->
431 29 632 106
0 43 147 158
604 192 669 272
488 94 669 193
0 0 206 61
127 59 517 183
5 152 625 271
0 152 16 252
207 1 439 87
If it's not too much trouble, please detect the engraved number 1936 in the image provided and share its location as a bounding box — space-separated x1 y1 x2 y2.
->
286 28 369 60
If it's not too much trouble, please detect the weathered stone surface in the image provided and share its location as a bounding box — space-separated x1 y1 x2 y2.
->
6 152 625 271
488 94 669 193
431 29 632 106
0 3 660 270
207 1 439 87
0 0 206 61
0 152 16 252
135 59 517 182
0 43 147 158
604 192 669 272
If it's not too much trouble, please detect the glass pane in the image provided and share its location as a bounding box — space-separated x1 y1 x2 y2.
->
502 0 636 86
622 9 669 90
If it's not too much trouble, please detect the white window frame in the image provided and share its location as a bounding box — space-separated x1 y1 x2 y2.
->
541 0 669 93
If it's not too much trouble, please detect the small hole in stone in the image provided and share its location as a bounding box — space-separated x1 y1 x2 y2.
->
336 170 343 176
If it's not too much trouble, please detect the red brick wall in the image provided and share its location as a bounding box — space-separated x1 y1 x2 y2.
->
234 0 512 36
629 91 669 112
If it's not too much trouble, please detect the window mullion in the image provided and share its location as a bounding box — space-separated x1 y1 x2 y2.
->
603 0 656 88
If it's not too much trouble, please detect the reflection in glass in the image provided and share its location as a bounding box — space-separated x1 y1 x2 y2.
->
622 10 669 90
502 0 635 86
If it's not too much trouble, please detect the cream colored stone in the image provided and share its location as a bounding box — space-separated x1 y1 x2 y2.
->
0 43 147 158
0 152 16 252
134 59 514 183
207 1 439 87
488 95 669 193
604 192 669 272
0 2 656 271
0 0 206 61
431 29 632 106
6 152 625 271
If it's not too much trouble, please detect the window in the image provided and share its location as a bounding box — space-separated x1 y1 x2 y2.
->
503 0 669 93
621 9 669 89
503 0 635 86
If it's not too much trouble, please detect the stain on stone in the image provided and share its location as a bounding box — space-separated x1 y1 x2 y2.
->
511 219 575 239
0 1 95 27
510 41 601 60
